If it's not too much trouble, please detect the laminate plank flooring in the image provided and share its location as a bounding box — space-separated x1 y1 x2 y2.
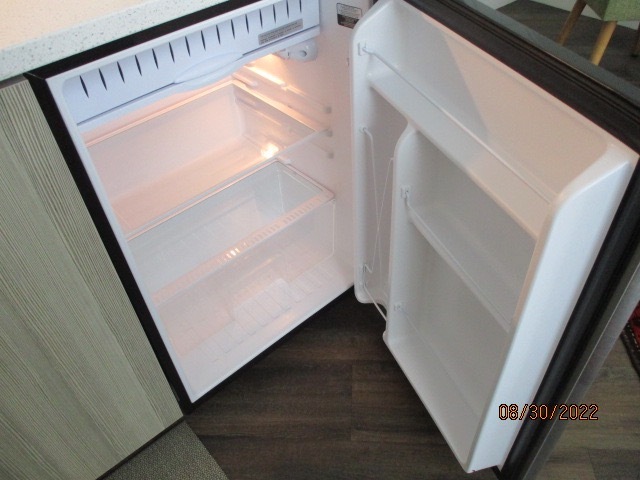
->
187 289 640 479
498 0 640 89
187 290 495 479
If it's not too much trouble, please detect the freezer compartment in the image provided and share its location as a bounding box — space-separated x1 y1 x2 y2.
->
86 79 330 238
61 0 322 124
129 161 338 398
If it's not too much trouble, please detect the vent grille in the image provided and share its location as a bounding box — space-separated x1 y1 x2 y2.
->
62 0 319 124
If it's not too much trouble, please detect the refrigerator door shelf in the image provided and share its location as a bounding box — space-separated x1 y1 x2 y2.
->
398 127 535 332
352 0 637 472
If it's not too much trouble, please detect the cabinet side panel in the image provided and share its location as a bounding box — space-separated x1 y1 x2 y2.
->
0 78 181 479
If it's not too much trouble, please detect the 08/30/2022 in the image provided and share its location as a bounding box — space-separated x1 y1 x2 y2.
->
498 403 599 421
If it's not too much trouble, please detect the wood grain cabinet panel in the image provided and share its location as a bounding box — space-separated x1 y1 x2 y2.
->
0 78 182 480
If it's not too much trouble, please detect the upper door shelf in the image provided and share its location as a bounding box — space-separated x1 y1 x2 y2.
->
359 26 633 239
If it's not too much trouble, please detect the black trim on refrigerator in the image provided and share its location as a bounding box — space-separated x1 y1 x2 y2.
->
403 1 640 478
501 168 640 479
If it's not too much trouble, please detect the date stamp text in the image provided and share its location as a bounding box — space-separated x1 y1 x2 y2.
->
498 403 599 421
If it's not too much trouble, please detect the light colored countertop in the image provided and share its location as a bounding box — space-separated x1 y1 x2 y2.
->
0 0 229 81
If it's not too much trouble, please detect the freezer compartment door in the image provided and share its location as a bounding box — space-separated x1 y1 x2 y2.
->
54 0 321 126
351 0 637 472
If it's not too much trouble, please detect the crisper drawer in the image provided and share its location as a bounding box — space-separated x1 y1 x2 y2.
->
129 161 336 399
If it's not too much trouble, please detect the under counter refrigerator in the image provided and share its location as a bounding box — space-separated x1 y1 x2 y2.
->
29 0 638 474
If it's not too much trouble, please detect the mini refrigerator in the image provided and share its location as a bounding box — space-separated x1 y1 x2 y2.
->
29 0 638 473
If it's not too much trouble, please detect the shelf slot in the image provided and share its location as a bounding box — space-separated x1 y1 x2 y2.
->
390 125 535 332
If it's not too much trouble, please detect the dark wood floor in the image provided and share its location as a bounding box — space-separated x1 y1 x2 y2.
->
187 290 495 479
499 0 640 89
186 289 640 479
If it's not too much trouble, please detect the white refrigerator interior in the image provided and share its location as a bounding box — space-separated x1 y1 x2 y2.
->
48 0 358 402
45 0 637 474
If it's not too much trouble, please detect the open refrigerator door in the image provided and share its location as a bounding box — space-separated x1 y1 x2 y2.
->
351 0 637 472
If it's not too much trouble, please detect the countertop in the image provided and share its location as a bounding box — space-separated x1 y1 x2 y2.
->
0 0 230 81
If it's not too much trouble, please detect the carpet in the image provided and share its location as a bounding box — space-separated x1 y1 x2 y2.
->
621 302 640 378
104 422 228 480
